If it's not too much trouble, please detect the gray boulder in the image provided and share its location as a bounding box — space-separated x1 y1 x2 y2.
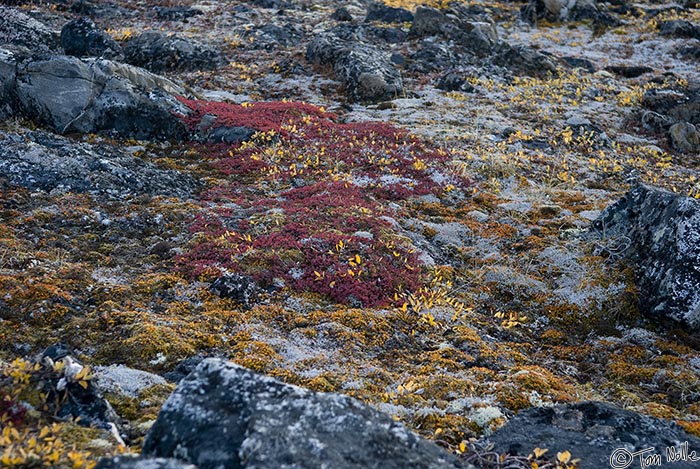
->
124 31 225 73
410 6 498 57
592 184 700 330
7 52 189 139
0 5 60 53
306 32 402 102
488 401 700 469
142 358 466 469
0 129 199 199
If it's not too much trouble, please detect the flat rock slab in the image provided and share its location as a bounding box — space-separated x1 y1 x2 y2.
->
142 358 467 469
592 184 700 330
488 401 700 469
0 129 198 199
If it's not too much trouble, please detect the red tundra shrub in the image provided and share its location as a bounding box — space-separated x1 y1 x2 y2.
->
176 98 469 306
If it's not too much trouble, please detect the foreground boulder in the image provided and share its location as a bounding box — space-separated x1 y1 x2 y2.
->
592 184 700 330
306 31 402 102
488 401 700 469
141 358 466 469
2 50 189 139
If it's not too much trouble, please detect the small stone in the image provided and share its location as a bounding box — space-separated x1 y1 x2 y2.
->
669 121 700 153
209 273 262 308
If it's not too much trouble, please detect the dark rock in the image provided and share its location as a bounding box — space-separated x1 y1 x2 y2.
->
521 0 620 27
390 52 405 65
244 23 302 50
331 6 353 22
561 56 596 72
410 6 498 57
0 5 60 53
61 17 123 59
437 71 475 92
0 129 199 198
8 52 189 139
680 45 700 60
96 456 197 469
488 401 700 469
250 0 292 9
70 0 132 20
142 358 467 469
162 356 205 383
153 6 203 21
306 31 403 102
409 40 460 73
205 126 257 144
364 2 413 23
669 121 700 152
493 43 560 78
367 26 407 43
592 184 700 330
659 19 700 39
642 88 689 117
641 86 700 131
149 241 177 258
124 31 225 73
209 273 262 307
605 65 653 78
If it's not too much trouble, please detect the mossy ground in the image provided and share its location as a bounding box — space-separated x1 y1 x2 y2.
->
3 0 700 466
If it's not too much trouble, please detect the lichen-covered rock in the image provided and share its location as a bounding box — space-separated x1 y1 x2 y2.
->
94 365 168 399
96 456 197 469
488 401 700 469
0 5 60 53
142 358 467 469
209 273 262 308
61 17 124 60
592 184 700 330
409 6 498 57
0 129 199 198
306 31 402 102
9 52 189 139
124 31 225 73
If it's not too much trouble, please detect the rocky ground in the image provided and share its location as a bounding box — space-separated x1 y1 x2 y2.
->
2 0 700 468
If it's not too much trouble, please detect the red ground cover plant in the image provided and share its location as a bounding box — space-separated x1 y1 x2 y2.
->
176 98 469 306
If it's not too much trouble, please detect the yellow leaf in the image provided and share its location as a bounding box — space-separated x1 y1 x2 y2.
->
79 380 89 389
434 428 443 436
459 441 467 453
533 447 548 458
354 254 361 264
557 450 571 464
